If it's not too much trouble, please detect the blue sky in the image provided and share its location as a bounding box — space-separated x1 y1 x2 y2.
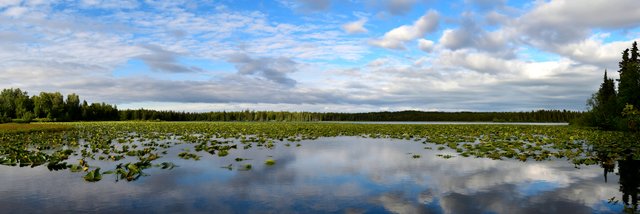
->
1 0 639 112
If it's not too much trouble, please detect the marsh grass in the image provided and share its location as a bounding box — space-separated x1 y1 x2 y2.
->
0 123 71 133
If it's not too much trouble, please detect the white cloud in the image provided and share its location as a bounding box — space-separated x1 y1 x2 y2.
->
554 35 640 69
2 6 27 17
0 0 20 8
484 11 508 26
523 0 640 29
228 53 299 87
79 0 139 9
370 10 439 50
514 0 640 50
25 0 47 6
438 14 514 57
342 17 368 34
0 0 635 112
417 39 434 52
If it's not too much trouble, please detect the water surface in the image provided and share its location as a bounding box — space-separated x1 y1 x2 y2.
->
0 137 628 213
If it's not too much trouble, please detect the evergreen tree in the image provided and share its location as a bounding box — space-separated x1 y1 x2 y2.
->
616 41 640 130
587 71 619 129
618 42 640 109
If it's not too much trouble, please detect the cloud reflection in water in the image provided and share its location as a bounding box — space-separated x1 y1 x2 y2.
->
0 137 624 213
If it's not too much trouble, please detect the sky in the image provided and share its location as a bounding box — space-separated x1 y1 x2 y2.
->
1 0 639 112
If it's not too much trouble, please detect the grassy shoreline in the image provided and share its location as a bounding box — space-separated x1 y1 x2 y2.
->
0 123 72 133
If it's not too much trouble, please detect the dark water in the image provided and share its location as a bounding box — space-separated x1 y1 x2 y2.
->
0 137 632 213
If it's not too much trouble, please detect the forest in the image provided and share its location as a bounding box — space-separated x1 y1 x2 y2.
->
0 89 118 123
0 87 581 123
118 109 582 122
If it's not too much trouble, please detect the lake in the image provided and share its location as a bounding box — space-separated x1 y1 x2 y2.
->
0 122 636 213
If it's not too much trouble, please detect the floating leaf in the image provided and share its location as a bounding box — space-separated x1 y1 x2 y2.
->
83 168 102 182
265 159 276 166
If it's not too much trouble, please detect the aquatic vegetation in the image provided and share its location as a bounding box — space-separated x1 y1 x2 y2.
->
0 121 636 183
436 154 454 159
83 168 102 182
242 164 252 170
221 164 233 170
178 152 201 160
158 162 177 170
265 159 276 165
108 161 151 182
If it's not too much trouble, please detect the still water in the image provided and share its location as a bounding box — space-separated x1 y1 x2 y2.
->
0 137 630 213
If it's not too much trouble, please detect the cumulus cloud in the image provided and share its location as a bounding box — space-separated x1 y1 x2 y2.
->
438 14 513 57
370 10 439 50
484 11 508 26
228 54 299 87
516 0 640 49
417 39 434 52
505 0 640 68
342 18 368 34
2 6 27 17
137 45 202 73
0 0 636 112
523 0 640 29
553 35 640 69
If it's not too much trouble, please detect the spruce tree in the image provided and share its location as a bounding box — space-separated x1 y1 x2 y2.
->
614 41 640 130
589 70 619 129
618 45 640 110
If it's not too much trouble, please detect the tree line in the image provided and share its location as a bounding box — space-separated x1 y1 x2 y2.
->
0 88 118 123
585 41 640 131
0 88 583 123
118 109 582 122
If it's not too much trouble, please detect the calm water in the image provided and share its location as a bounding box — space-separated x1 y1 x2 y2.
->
0 137 630 213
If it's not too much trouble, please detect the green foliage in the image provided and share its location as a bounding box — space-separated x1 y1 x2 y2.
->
83 168 102 182
585 41 640 131
0 88 118 122
0 88 32 120
586 71 620 130
619 42 640 109
20 112 34 123
65 94 81 121
0 113 10 124
622 104 640 131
